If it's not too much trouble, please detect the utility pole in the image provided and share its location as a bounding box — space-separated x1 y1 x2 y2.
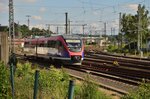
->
56 26 59 34
26 15 31 29
119 12 122 49
17 21 20 38
82 24 87 37
138 12 141 52
139 15 142 52
9 0 15 53
65 12 68 34
104 22 107 48
113 28 116 47
138 11 143 57
140 30 142 50
46 24 51 36
111 27 113 43
68 20 72 34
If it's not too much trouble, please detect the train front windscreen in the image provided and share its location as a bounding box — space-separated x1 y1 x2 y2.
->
66 39 82 52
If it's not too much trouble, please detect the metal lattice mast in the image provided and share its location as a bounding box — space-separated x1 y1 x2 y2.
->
9 0 15 53
26 15 31 29
9 2 16 99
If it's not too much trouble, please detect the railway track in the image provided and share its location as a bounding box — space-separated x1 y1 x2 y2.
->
16 54 140 96
84 53 150 80
90 51 150 61
64 66 138 95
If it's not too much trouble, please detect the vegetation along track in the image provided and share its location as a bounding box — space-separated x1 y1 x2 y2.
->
16 54 138 96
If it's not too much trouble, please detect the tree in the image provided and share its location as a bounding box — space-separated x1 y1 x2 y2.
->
31 28 48 36
136 4 150 44
121 4 150 51
31 27 40 35
20 25 30 37
121 14 137 42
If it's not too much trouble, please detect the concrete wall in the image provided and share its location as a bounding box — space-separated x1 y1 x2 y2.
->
0 32 9 65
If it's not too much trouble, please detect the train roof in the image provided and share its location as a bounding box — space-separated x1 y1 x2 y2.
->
62 35 81 38
24 34 82 42
49 34 81 39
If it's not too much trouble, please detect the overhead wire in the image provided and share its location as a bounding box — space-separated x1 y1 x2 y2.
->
14 0 150 35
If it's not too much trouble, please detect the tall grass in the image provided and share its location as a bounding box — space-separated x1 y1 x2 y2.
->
14 63 70 99
15 62 34 99
121 81 150 99
38 66 69 99
74 74 111 99
1 62 112 99
0 62 11 99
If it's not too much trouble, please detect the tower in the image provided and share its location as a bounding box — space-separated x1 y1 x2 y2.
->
9 0 15 53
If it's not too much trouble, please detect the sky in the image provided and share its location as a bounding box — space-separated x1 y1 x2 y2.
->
1 0 150 35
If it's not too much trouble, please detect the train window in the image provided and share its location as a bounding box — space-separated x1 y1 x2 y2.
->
39 43 44 47
47 40 53 47
58 41 62 46
47 40 51 47
66 39 81 47
56 41 62 47
47 40 56 48
51 41 55 48
66 39 82 52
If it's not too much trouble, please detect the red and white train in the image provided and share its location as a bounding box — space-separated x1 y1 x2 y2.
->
23 35 84 65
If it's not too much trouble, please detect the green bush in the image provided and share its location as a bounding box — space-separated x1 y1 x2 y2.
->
0 62 11 99
15 62 34 99
6 62 112 99
74 75 111 99
15 63 70 99
107 45 118 52
38 66 69 99
15 62 33 77
121 82 150 99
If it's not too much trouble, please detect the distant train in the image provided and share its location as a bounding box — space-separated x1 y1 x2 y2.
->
23 35 84 65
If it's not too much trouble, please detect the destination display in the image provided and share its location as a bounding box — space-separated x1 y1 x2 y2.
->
66 39 81 43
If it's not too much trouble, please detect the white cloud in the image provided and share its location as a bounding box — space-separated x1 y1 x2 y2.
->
30 24 45 29
111 19 119 28
1 0 7 4
24 0 37 3
126 4 138 11
39 7 46 12
18 0 37 3
0 2 8 13
32 16 42 20
93 11 98 15
90 23 99 28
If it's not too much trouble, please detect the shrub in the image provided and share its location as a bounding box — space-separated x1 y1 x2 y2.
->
15 62 33 77
38 66 69 99
74 74 111 99
107 45 118 52
15 62 34 99
15 63 70 99
0 62 10 99
121 82 150 99
9 62 112 99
